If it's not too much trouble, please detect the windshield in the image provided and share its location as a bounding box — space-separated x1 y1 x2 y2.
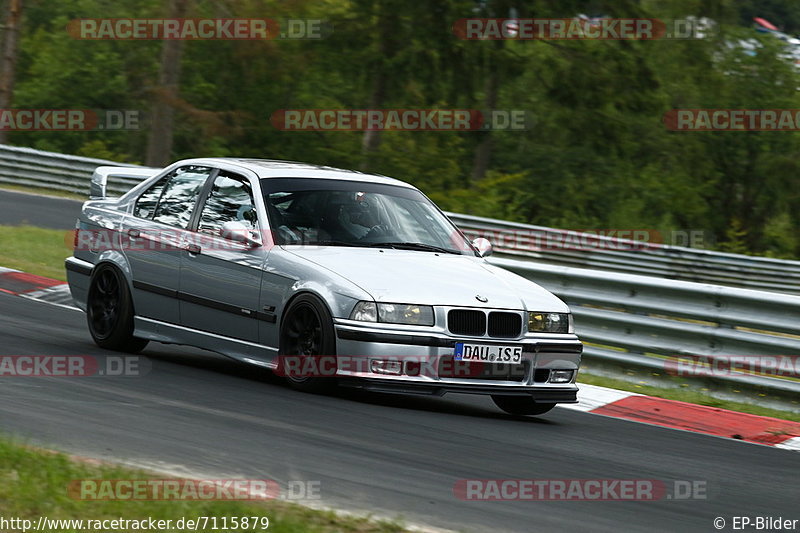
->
261 178 475 255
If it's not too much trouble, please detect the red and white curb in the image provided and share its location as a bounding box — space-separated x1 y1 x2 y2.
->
562 383 800 450
2 267 799 450
0 268 76 308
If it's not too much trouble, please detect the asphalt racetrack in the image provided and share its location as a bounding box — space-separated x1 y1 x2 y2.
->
0 189 796 532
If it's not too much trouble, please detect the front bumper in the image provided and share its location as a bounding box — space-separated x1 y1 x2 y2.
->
332 319 582 401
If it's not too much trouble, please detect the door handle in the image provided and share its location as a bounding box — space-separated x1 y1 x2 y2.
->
185 243 201 254
127 229 140 238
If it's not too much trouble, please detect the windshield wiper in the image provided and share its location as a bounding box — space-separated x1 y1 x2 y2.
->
366 242 462 255
308 240 360 247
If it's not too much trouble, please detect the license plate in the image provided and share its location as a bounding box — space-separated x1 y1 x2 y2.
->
454 343 523 364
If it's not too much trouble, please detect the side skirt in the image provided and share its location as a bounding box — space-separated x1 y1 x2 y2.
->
133 316 278 369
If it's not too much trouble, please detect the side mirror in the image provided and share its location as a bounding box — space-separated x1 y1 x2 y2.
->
472 237 493 257
221 221 262 248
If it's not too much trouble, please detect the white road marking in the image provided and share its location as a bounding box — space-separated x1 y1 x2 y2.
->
775 436 800 451
559 383 639 412
18 293 81 311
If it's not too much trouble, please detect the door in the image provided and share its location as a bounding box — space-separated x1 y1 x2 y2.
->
121 165 212 324
179 170 268 343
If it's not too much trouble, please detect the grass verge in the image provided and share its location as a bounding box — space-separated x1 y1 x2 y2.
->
0 438 406 533
578 372 800 422
0 225 71 281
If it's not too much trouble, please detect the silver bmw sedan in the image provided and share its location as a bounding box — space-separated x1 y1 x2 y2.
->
65 158 582 415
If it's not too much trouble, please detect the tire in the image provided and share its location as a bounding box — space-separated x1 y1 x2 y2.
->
492 395 556 416
279 294 336 393
86 264 149 353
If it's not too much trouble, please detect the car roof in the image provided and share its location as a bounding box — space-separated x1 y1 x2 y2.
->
176 157 417 189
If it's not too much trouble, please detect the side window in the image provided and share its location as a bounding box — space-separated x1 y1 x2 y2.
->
151 166 212 228
198 172 259 236
134 175 169 219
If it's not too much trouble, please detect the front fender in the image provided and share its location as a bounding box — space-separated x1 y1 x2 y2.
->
287 279 365 321
269 249 372 317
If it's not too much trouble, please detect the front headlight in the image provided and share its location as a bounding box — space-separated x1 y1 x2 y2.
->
350 301 378 322
350 301 435 326
528 312 572 333
378 303 434 326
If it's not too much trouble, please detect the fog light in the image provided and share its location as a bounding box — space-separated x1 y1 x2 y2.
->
370 359 403 375
549 370 575 383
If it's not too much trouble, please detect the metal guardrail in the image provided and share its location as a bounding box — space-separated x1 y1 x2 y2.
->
3 142 797 294
2 143 799 400
0 144 143 196
492 257 800 397
448 212 800 295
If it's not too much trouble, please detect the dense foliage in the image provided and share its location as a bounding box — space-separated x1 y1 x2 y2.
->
3 0 800 257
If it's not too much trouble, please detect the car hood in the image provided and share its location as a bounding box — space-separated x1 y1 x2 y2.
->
283 247 569 312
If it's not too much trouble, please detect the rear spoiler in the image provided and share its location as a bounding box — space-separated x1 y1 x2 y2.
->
90 166 160 200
